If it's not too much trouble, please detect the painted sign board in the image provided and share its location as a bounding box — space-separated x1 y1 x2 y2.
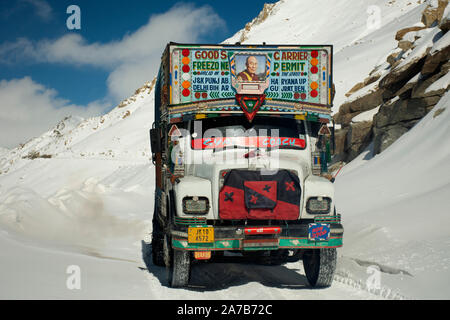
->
169 44 332 107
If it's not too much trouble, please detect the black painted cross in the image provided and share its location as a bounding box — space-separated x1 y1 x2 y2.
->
225 192 234 202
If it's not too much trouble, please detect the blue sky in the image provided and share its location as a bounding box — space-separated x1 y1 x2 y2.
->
0 0 273 148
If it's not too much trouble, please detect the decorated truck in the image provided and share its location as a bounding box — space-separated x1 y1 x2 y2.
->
149 42 343 288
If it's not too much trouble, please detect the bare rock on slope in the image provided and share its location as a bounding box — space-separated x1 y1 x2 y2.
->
345 121 373 162
395 26 427 40
421 32 450 74
440 4 450 31
421 0 449 27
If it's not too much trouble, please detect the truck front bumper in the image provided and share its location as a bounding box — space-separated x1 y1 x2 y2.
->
171 223 344 251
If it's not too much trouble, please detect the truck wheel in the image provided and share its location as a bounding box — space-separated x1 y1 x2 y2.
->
168 250 191 288
302 248 337 288
151 218 165 267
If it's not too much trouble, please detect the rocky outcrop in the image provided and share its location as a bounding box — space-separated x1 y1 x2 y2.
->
372 95 441 153
395 26 427 41
334 127 349 157
440 5 450 31
413 61 450 97
333 0 449 163
237 3 279 43
421 32 450 74
118 78 156 108
344 74 382 98
345 121 373 161
338 87 385 119
422 0 448 27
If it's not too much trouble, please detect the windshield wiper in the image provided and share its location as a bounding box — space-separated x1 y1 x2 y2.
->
276 145 304 150
212 145 249 153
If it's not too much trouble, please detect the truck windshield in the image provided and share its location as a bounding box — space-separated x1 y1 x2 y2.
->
190 115 306 150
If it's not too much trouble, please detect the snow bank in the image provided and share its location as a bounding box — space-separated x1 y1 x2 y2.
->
0 158 153 260
0 147 9 159
335 91 450 299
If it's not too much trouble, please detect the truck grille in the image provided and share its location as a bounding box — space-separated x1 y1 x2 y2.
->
219 169 301 220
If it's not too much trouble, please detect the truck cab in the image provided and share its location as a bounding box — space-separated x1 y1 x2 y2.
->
149 43 343 288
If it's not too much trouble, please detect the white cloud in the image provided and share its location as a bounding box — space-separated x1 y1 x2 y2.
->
0 3 226 101
106 60 156 102
0 3 226 147
0 77 109 148
22 0 52 21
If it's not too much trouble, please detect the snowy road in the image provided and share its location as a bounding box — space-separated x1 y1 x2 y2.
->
0 157 380 300
0 230 379 299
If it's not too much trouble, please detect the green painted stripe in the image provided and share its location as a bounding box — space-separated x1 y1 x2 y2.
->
172 239 240 250
279 237 343 248
172 237 343 250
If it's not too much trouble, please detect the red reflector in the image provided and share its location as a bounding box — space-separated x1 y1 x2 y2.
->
244 227 281 235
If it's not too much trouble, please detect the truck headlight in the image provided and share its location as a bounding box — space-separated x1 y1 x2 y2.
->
306 197 331 214
182 196 210 214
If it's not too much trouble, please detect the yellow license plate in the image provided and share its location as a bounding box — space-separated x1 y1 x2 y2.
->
188 227 214 243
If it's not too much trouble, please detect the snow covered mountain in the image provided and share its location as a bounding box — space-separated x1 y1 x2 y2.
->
224 0 450 299
0 0 449 299
334 0 449 162
224 0 427 111
0 147 9 159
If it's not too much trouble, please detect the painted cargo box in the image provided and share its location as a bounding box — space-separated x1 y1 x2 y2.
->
168 44 333 107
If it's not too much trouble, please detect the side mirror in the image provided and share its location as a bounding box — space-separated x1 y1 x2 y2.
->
150 128 161 154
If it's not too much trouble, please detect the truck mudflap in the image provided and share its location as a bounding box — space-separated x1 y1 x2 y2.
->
171 223 343 251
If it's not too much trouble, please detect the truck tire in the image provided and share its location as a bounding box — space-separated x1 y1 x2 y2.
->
302 248 337 288
168 250 191 288
163 233 173 267
151 218 165 267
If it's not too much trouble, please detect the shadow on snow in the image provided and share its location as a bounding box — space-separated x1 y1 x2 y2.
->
141 240 312 291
